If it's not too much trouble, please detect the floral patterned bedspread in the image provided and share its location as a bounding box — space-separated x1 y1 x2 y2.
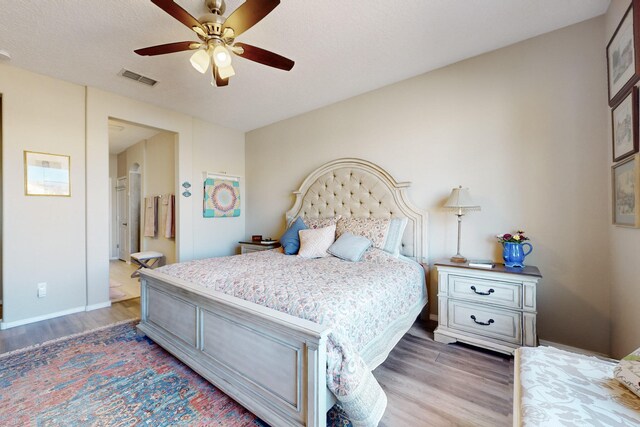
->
156 248 426 426
516 346 640 426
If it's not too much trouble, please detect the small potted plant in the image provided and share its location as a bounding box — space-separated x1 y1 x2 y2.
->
497 230 533 268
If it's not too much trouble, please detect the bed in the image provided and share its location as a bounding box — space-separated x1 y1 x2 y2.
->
137 158 429 427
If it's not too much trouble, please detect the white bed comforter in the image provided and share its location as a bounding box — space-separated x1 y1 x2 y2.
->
156 248 426 426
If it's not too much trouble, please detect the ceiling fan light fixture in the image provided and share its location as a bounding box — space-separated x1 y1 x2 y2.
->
190 49 210 73
218 64 235 79
213 45 232 68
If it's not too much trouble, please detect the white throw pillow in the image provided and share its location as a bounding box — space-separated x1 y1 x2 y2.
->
298 225 336 258
383 217 408 257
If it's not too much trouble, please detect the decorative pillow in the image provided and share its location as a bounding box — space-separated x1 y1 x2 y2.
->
303 216 341 230
335 217 390 249
298 225 336 259
327 232 372 262
383 217 408 257
614 347 640 398
280 217 308 255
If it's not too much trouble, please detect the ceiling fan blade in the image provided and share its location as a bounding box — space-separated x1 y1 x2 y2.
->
135 41 200 56
213 65 229 87
223 0 280 38
234 43 294 71
151 0 206 34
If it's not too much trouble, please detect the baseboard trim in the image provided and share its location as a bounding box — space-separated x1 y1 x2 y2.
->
85 301 112 311
538 339 610 358
0 306 86 330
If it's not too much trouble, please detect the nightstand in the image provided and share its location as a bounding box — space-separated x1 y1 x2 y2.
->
239 241 281 254
433 260 542 355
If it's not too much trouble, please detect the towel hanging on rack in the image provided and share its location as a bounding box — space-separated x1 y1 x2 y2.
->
162 194 175 238
144 196 156 237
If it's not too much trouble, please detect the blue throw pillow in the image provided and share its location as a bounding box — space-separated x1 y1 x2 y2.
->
280 217 308 255
327 232 372 262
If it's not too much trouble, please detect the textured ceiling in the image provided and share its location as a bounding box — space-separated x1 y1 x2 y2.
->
108 119 163 155
0 0 609 131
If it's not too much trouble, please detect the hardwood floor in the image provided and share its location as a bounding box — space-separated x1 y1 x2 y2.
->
0 298 140 354
376 320 513 426
0 303 513 426
109 259 141 302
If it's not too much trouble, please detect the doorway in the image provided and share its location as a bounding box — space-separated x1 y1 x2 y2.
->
116 177 127 261
108 118 177 303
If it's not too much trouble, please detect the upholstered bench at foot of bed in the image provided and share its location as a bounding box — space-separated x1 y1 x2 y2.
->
513 346 640 426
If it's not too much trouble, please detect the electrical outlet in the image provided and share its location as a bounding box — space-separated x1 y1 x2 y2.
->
37 282 47 298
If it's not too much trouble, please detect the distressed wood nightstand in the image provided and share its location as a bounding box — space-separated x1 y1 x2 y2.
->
433 260 542 355
239 241 281 254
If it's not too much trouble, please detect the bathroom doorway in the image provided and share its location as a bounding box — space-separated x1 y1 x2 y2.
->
108 119 177 302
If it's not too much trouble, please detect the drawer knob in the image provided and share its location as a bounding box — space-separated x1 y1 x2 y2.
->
470 285 495 296
470 315 495 326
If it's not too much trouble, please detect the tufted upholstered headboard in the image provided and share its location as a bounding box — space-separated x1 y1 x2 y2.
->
285 158 428 262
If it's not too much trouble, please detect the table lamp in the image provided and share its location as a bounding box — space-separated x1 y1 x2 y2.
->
443 186 480 263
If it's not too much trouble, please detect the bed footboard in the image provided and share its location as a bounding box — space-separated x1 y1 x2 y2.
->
138 269 330 427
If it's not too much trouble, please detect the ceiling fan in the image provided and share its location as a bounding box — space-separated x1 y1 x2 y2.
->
135 0 294 87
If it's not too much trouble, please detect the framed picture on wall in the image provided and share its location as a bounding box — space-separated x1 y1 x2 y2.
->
612 154 640 227
24 151 71 196
611 87 639 162
607 2 640 106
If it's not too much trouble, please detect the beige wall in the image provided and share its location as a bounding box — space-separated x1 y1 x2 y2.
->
85 88 245 311
0 64 87 322
192 118 246 259
140 132 177 264
0 65 245 327
247 18 611 353
606 0 640 359
116 151 126 178
109 153 117 259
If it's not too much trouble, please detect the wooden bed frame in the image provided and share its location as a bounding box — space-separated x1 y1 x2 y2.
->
138 158 428 427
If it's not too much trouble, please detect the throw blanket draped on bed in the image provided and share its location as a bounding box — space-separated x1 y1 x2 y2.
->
157 248 425 426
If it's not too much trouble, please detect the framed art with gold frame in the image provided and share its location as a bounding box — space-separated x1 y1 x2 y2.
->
612 153 640 227
24 151 71 196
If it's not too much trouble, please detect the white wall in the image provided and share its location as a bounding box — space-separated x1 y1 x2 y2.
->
0 64 87 323
246 18 611 353
605 0 640 359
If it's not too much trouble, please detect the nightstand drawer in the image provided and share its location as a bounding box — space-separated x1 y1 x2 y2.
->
447 301 522 345
448 275 522 309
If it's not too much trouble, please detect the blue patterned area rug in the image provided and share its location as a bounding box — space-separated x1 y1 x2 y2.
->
0 320 351 426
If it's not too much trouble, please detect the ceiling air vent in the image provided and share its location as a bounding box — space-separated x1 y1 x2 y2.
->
119 69 158 87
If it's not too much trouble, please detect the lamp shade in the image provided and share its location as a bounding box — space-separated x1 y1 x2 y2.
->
190 49 210 74
213 45 232 68
443 186 480 211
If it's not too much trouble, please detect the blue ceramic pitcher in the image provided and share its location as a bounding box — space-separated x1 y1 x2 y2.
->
502 242 533 268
